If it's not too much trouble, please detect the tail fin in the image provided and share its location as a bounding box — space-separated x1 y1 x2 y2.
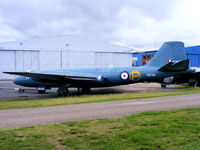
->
146 41 187 69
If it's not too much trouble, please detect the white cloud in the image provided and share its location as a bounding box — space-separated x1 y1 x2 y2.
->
111 0 200 50
0 18 24 42
0 0 200 50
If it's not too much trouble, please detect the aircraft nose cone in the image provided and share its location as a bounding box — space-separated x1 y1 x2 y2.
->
13 78 20 85
13 77 25 86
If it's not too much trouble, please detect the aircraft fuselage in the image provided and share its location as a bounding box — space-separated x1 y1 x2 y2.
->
13 66 194 88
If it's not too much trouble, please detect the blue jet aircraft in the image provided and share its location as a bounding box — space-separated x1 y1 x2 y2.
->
4 41 199 96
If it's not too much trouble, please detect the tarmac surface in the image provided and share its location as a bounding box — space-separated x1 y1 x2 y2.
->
0 81 177 101
0 94 200 129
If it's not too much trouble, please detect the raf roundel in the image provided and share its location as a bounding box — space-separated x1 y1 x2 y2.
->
120 72 129 80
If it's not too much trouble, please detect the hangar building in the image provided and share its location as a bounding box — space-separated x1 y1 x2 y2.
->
0 35 132 79
132 46 200 67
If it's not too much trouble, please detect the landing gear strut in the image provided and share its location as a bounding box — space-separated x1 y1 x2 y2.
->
194 82 199 88
82 87 91 94
57 85 69 96
161 83 167 88
77 87 91 95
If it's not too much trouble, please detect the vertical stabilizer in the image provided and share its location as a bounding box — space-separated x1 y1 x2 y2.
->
146 41 187 68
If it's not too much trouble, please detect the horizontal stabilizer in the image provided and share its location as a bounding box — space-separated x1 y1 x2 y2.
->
158 59 189 72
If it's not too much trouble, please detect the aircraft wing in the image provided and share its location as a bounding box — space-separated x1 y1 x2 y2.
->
3 71 103 82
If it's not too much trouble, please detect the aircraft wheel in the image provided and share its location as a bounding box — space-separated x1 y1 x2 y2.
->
57 91 69 96
161 83 167 88
77 88 82 95
57 86 69 96
82 87 91 94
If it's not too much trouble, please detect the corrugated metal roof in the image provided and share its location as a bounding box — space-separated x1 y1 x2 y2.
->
0 35 132 53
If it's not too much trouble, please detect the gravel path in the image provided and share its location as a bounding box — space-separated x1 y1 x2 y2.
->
0 94 200 129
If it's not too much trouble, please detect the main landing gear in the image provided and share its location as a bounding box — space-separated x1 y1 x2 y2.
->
57 85 69 96
57 86 91 96
160 83 167 88
77 87 91 95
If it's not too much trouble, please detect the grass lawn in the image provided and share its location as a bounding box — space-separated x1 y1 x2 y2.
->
0 107 199 150
0 88 200 110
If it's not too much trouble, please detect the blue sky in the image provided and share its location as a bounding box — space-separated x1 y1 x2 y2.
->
0 0 199 50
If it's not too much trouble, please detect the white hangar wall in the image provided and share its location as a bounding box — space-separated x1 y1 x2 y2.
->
0 50 39 79
0 50 132 79
0 36 132 79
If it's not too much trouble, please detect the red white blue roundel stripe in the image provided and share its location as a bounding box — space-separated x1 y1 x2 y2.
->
120 71 129 80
